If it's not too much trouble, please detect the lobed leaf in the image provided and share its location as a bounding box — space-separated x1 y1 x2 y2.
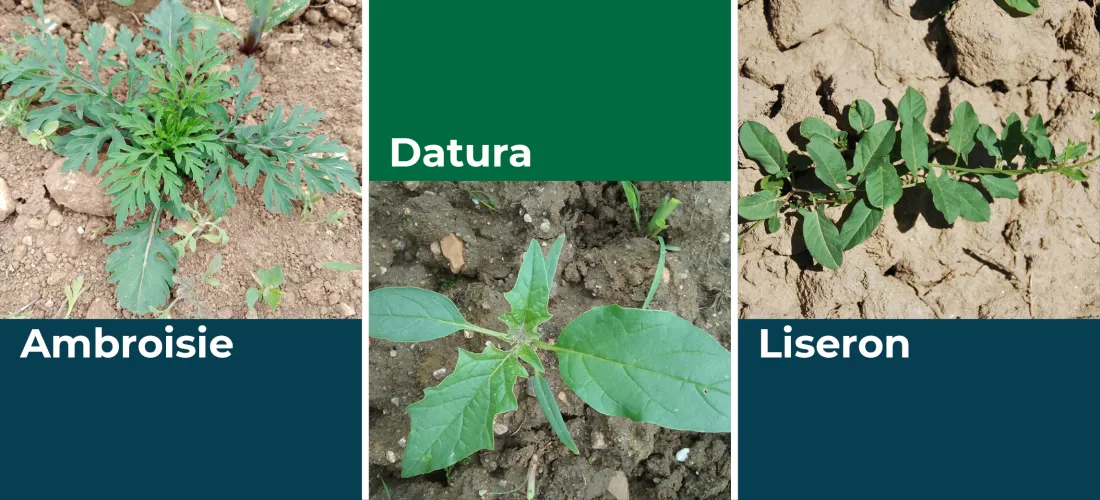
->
739 121 788 175
499 240 553 335
555 306 731 433
402 345 527 477
104 211 178 314
737 189 783 221
369 287 471 342
798 207 843 270
143 0 193 52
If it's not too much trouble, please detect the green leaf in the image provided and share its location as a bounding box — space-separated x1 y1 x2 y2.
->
257 264 284 287
402 345 527 477
1061 168 1089 182
838 197 883 251
207 254 223 275
976 124 1000 158
949 102 979 164
532 373 578 454
851 120 896 176
737 190 783 221
323 261 363 271
499 240 553 335
956 181 991 222
899 117 929 177
807 138 853 191
104 211 178 314
554 306 731 432
897 87 927 125
516 345 544 373
848 99 875 132
192 13 243 40
797 207 844 270
1000 0 1039 16
979 174 1019 199
759 174 785 191
368 287 472 342
926 169 958 223
267 0 309 31
738 121 788 175
544 234 565 287
863 160 903 209
143 0 193 52
766 215 782 234
799 117 846 146
1000 114 1025 164
262 287 283 312
246 287 260 310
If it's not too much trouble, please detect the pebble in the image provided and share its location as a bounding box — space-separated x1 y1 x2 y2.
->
0 177 14 222
87 4 101 21
336 302 355 317
432 367 447 380
539 219 552 233
398 437 406 447
325 4 354 24
523 213 533 223
389 348 397 358
720 232 731 244
464 330 473 338
46 209 63 227
557 391 568 404
329 31 346 47
675 448 691 462
401 181 420 191
46 270 67 286
591 431 608 450
385 451 397 463
222 7 239 22
661 267 671 283
304 9 323 25
338 0 358 6
328 292 341 305
27 217 46 230
493 422 508 435
607 471 630 500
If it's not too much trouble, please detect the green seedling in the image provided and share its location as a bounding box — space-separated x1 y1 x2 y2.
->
466 189 499 212
171 203 229 259
621 181 641 231
21 119 58 149
0 0 359 315
203 254 224 287
62 275 85 319
0 98 28 127
152 255 222 318
738 87 1097 270
247 264 285 313
300 192 324 218
322 261 361 271
192 0 309 54
369 234 731 478
620 182 681 238
309 208 348 226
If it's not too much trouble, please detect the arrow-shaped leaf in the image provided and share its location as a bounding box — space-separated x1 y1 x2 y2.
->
554 306 731 432
402 345 527 477
499 240 553 335
368 287 472 342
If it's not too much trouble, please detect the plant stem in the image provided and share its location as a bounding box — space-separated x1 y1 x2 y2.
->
464 324 511 341
532 340 560 352
642 236 667 310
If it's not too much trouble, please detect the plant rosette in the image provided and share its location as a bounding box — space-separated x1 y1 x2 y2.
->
369 235 732 477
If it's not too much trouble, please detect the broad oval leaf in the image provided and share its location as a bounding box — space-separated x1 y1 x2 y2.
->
1000 114 1025 163
949 102 979 164
839 197 884 251
976 124 1000 158
798 207 843 270
897 87 927 125
864 160 904 209
533 373 578 454
807 138 852 191
848 99 875 132
1001 0 1039 16
555 306 731 433
799 117 846 145
369 287 471 342
926 169 961 224
737 189 783 221
899 116 929 177
979 174 1019 199
499 240 553 335
739 121 787 175
956 181 991 222
105 213 178 314
402 345 527 477
851 120 896 175
766 214 782 233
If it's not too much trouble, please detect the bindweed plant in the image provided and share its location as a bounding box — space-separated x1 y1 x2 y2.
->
738 87 1097 270
998 0 1039 16
192 0 309 54
0 0 359 314
369 235 731 477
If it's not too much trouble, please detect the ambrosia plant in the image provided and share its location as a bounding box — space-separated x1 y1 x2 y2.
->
0 0 359 313
369 235 731 477
738 87 1097 269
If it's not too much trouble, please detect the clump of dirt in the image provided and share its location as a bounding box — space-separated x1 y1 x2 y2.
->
0 0 363 318
738 0 1100 319
368 182 732 500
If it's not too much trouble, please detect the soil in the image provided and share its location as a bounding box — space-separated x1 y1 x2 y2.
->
367 182 732 500
738 0 1100 319
0 0 363 318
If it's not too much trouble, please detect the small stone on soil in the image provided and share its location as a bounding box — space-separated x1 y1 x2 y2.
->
304 9 323 25
432 367 448 380
325 4 354 25
27 218 46 230
591 431 608 450
389 348 397 357
385 451 397 463
398 437 406 447
675 448 690 462
337 303 355 317
46 209 63 227
607 470 630 500
430 241 441 255
329 32 346 47
493 422 508 435
523 213 533 223
0 177 14 222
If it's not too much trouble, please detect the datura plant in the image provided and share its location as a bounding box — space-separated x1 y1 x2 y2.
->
369 235 731 477
738 86 1097 270
0 0 359 314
